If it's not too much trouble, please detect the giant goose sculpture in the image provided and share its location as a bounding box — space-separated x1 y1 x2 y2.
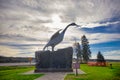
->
43 23 79 51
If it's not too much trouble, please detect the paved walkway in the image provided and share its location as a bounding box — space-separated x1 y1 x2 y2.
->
23 69 86 80
35 72 67 80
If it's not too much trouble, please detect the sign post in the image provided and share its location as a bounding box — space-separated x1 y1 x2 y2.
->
73 62 80 76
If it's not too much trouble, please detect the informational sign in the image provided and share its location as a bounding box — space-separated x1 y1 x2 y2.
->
73 63 80 69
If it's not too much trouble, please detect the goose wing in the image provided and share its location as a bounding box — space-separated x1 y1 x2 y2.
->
50 29 62 40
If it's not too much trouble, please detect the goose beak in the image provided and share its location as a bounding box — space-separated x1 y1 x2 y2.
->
76 24 81 27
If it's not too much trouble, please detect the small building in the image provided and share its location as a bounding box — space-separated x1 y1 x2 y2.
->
87 60 107 66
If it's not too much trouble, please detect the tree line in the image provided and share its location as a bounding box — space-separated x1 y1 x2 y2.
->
74 35 105 63
0 56 34 63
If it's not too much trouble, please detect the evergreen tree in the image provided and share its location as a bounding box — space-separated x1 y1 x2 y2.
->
97 51 105 62
81 35 91 63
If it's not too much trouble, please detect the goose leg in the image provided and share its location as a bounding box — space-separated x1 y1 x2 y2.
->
52 46 55 52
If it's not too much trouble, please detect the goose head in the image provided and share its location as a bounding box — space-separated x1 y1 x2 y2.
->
68 23 80 27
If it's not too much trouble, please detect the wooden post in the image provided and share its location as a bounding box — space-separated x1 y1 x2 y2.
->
28 57 32 64
110 64 112 69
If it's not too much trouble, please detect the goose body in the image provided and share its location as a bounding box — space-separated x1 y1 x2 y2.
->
43 23 79 51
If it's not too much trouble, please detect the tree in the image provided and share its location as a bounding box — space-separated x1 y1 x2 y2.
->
73 42 82 76
81 35 91 63
74 42 82 63
97 51 105 62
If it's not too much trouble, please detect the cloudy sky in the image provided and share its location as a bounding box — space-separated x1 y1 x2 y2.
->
0 0 120 60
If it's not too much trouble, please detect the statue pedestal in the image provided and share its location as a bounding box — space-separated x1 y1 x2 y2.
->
34 47 73 72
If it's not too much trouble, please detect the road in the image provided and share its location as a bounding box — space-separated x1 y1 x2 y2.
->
0 62 35 66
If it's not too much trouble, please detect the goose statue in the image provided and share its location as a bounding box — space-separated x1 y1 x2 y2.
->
43 23 79 51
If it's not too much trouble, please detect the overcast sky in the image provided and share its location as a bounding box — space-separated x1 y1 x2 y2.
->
0 0 120 60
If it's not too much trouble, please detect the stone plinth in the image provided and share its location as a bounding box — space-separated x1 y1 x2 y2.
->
34 47 73 72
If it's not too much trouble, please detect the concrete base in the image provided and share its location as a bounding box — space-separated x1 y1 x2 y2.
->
34 68 73 72
35 47 73 72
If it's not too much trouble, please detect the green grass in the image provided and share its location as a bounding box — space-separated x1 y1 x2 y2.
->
65 62 120 80
1 62 120 80
0 66 44 80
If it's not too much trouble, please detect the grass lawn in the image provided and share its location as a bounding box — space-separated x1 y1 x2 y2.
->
0 66 44 80
65 62 120 80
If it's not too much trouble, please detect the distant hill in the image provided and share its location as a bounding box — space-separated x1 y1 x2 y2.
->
0 56 35 63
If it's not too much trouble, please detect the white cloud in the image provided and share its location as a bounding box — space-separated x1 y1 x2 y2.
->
91 50 120 60
0 46 19 57
104 50 120 56
103 50 120 60
87 33 120 44
1 0 120 27
80 21 120 28
0 0 120 58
